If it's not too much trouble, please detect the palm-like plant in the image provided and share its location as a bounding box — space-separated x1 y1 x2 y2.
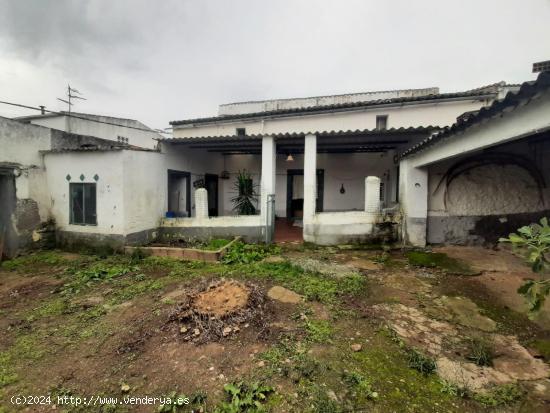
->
231 170 258 215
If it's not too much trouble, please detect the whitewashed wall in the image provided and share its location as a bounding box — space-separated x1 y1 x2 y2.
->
122 150 166 234
44 151 125 235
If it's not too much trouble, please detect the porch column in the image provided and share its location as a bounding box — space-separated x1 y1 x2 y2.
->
399 158 428 246
260 136 276 225
303 133 317 225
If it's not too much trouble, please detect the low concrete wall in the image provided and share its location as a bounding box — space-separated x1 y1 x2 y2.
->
56 227 159 251
427 209 550 245
160 215 264 243
303 211 390 245
125 236 240 263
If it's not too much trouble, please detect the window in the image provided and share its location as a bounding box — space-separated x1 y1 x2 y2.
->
379 181 385 202
70 183 97 225
236 128 246 136
376 115 388 131
117 136 129 144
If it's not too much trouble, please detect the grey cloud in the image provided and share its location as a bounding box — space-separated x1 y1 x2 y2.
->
0 0 549 129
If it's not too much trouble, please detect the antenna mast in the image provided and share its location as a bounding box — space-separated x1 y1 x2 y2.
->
57 84 86 113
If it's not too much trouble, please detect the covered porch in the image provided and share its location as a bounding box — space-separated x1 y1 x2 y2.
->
160 128 433 244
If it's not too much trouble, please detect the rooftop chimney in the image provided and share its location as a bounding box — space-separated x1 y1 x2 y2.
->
39 105 46 115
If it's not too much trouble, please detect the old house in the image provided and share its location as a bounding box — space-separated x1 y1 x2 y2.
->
161 82 521 245
1 69 548 257
0 114 163 257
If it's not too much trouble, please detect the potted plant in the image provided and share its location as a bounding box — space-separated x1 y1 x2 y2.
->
231 170 258 215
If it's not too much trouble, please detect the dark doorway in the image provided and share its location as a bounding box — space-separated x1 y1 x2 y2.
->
205 173 219 217
0 172 17 259
286 169 324 219
167 170 191 217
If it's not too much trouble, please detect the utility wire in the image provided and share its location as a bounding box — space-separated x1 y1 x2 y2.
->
0 99 169 135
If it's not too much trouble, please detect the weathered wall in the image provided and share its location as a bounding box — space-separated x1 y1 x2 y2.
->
122 150 165 241
31 114 160 149
44 151 126 239
427 138 550 244
0 117 54 256
44 149 169 249
218 88 439 115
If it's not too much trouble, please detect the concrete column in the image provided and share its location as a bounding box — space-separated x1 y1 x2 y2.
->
195 188 209 219
303 133 317 224
260 136 276 224
399 158 428 246
365 176 381 213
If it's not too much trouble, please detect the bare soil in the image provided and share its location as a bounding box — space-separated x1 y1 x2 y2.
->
193 280 250 317
1 246 550 412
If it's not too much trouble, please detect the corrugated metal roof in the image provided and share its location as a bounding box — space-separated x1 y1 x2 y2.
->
170 91 494 126
401 72 550 158
163 126 437 143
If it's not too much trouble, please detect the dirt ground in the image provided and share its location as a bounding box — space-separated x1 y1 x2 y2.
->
1 244 550 412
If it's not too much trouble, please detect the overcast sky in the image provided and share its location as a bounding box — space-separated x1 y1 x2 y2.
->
1 0 549 130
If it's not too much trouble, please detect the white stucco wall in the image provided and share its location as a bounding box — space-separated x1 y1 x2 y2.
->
30 114 160 149
174 98 490 138
44 151 125 235
122 150 166 235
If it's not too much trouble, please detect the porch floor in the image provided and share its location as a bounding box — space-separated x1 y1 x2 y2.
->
274 218 303 243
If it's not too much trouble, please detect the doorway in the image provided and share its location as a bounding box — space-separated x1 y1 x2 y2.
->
286 169 324 219
167 170 191 217
204 173 219 217
0 172 17 259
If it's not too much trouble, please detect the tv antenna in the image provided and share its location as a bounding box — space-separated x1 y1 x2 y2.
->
57 84 86 113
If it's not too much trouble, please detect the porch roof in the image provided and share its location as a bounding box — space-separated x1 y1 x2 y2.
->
401 71 550 158
163 126 437 154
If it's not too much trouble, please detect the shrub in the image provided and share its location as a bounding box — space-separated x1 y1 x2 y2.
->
500 217 550 314
407 349 436 375
222 242 280 264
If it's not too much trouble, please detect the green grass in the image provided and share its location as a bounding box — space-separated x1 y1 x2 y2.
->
234 261 366 305
0 250 69 270
473 383 524 407
205 238 232 250
527 338 550 360
304 319 333 343
406 251 477 275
